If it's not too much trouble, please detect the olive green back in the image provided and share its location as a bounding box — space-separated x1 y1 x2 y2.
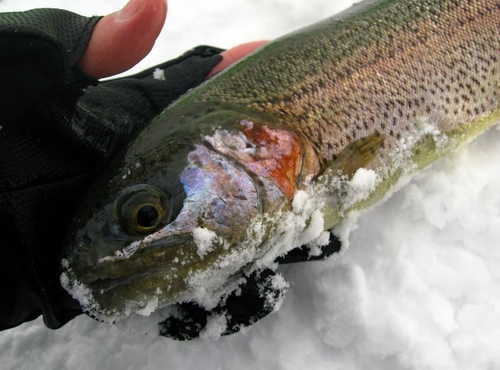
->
185 0 500 166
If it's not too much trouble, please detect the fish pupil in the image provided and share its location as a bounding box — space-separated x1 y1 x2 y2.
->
137 205 159 227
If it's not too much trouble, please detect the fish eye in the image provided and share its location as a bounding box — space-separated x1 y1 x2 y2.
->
136 205 159 227
114 184 170 235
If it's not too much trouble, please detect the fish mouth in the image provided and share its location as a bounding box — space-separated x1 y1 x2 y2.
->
92 271 157 296
73 231 203 317
90 233 195 295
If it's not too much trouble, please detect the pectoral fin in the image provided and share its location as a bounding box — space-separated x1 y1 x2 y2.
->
325 133 385 178
317 133 385 231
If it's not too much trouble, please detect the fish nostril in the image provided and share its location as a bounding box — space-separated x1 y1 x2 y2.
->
76 231 92 253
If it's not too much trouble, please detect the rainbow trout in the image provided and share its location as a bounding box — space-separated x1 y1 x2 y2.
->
62 0 500 321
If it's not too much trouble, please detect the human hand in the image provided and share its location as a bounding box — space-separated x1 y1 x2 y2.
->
77 0 267 79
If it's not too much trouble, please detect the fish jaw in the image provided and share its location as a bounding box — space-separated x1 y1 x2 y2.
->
62 107 319 320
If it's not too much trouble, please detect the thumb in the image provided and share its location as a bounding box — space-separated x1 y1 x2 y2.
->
78 0 167 79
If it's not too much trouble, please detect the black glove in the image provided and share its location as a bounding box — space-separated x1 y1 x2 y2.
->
159 233 342 340
0 8 223 331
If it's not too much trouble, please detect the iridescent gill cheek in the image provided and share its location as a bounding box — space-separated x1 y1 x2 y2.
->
151 120 309 241
172 145 261 237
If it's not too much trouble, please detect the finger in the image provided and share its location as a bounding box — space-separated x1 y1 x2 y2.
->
206 40 269 78
77 0 167 79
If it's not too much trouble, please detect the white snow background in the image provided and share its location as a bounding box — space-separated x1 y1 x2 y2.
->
1 1 500 369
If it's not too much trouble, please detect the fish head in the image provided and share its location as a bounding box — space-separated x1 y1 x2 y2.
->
62 104 319 320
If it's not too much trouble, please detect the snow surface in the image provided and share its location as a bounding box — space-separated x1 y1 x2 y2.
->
2 1 500 369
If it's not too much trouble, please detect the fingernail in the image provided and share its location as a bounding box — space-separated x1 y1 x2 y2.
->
117 0 144 21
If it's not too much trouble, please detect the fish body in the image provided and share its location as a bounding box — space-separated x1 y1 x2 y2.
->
62 0 500 320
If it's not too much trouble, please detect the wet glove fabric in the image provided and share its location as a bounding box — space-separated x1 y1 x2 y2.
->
0 8 223 331
160 269 286 341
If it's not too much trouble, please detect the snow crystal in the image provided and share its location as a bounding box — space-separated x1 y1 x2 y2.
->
291 189 309 213
186 262 250 310
199 314 228 340
114 305 178 336
307 230 331 257
343 168 379 208
192 227 217 257
136 296 159 317
349 168 377 194
265 273 288 312
296 209 325 246
152 68 166 81
60 267 96 309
